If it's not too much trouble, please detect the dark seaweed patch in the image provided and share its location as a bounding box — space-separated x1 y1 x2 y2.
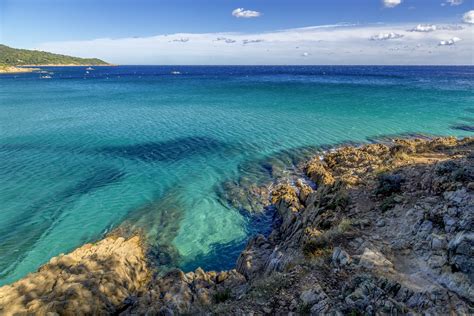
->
0 143 65 153
0 166 125 279
60 167 125 198
180 239 247 272
450 124 474 132
99 136 230 162
458 117 474 123
366 132 433 144
117 188 185 270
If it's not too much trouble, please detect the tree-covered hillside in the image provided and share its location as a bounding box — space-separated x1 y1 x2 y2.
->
0 44 109 66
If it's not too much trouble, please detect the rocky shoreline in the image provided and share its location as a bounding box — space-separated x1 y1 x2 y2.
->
0 64 114 74
0 136 472 315
0 65 39 74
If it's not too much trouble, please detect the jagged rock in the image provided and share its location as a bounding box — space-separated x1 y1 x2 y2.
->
306 159 335 186
295 178 314 205
236 234 273 279
300 289 318 305
271 183 302 212
332 247 352 266
359 248 393 271
430 234 447 250
448 232 474 280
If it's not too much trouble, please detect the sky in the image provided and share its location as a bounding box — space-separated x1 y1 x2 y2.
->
1 0 473 65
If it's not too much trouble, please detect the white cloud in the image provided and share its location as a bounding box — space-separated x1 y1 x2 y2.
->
445 0 463 6
232 8 261 18
383 0 402 8
242 39 264 45
34 23 474 65
463 10 474 24
216 37 236 44
410 24 437 32
437 24 464 30
370 32 404 40
171 38 189 43
439 37 462 45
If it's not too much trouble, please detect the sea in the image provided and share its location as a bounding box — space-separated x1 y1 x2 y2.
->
0 65 472 285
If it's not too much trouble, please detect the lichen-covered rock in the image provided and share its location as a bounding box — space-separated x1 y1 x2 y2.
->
0 236 149 315
306 159 335 186
295 178 314 205
271 183 302 212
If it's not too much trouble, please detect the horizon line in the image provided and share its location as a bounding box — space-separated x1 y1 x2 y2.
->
20 64 474 67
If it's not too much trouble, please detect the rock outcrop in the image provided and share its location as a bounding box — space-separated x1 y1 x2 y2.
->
0 236 149 315
207 137 473 315
1 137 473 315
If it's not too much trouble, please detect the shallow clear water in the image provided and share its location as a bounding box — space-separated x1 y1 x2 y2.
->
0 66 472 285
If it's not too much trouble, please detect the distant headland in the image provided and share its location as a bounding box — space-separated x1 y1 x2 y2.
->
0 44 111 73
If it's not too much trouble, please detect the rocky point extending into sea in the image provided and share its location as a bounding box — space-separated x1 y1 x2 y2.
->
0 136 472 315
0 65 38 74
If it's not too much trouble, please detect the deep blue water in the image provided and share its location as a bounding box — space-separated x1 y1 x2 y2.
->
0 65 473 285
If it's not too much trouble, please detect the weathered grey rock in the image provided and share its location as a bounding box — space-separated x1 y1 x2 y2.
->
236 234 273 279
332 247 352 266
300 289 318 305
431 234 448 250
359 248 393 271
448 232 474 280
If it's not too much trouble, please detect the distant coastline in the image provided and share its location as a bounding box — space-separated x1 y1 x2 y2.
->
0 65 39 74
20 64 116 67
0 64 115 74
0 44 111 73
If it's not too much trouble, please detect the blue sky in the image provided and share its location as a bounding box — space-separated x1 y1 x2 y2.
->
1 0 473 64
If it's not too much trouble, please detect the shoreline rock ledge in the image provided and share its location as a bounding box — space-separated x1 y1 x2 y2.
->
0 237 149 315
1 136 473 315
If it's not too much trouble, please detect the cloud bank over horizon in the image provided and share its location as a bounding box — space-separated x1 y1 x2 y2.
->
35 22 473 65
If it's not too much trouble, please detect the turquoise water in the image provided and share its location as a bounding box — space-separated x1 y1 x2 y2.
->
0 66 472 285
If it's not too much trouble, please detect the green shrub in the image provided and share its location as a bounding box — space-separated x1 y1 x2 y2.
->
380 195 396 212
375 174 403 196
213 288 231 303
303 218 352 256
298 303 312 315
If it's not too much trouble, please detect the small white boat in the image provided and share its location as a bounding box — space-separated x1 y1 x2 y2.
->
86 71 90 74
40 75 52 79
171 71 181 75
86 67 94 70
